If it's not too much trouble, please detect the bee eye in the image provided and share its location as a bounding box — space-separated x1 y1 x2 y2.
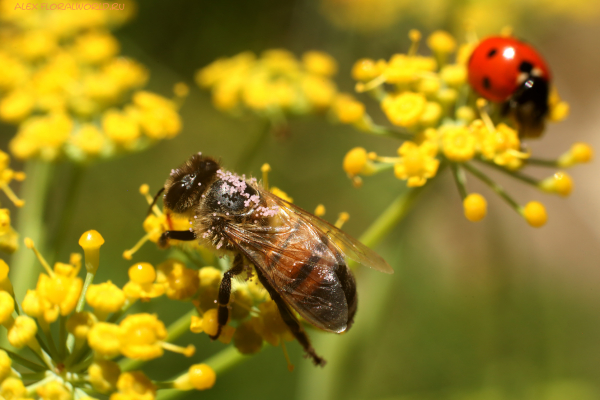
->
164 181 188 210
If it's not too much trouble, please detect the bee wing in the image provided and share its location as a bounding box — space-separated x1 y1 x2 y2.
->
265 192 394 274
221 214 351 333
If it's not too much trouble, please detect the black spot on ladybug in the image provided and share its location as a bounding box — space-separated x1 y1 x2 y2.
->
487 48 497 58
519 61 533 73
482 77 491 89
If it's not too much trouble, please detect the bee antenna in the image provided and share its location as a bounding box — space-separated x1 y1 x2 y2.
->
147 187 165 216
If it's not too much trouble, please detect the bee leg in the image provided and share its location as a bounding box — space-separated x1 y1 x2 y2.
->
158 229 196 248
254 269 326 367
209 253 244 340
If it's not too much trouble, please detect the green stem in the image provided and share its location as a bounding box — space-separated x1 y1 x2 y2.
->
66 272 95 352
462 162 521 211
476 158 539 186
451 163 468 200
297 187 425 400
10 161 54 300
1 348 46 372
25 374 54 396
525 157 559 168
49 164 85 264
367 124 414 141
59 316 67 359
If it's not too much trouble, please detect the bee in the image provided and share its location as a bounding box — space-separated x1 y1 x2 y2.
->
154 153 393 366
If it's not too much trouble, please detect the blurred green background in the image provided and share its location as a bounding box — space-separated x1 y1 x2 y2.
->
2 0 600 399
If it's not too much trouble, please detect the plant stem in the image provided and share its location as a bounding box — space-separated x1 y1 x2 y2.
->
66 272 95 352
462 162 521 211
10 161 54 300
297 187 425 400
451 163 468 200
1 348 46 372
476 158 539 187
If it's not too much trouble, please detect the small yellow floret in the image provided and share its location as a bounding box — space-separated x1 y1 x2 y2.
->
540 171 573 197
314 204 326 217
343 147 368 177
442 126 476 162
302 51 338 76
88 322 122 358
79 230 105 273
89 360 121 394
111 371 156 400
351 58 383 82
463 193 487 222
188 364 217 390
0 291 14 323
332 94 365 124
156 259 200 300
427 30 457 54
129 263 156 284
0 377 26 400
66 311 97 341
7 315 37 348
0 350 11 382
119 313 167 360
87 281 126 315
37 380 71 400
523 201 548 228
270 187 293 203
558 142 594 167
382 92 427 128
201 308 219 337
394 141 439 187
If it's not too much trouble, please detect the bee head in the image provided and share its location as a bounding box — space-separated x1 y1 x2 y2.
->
163 154 219 213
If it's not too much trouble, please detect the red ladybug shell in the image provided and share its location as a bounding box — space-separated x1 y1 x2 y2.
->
468 36 551 103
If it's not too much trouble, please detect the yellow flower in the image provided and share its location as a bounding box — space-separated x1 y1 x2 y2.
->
0 89 36 123
88 322 122 358
174 364 217 391
72 31 120 64
35 262 83 321
463 193 487 222
523 201 548 228
440 64 467 87
9 113 73 161
156 259 200 300
382 92 426 128
69 124 106 156
427 30 457 55
87 281 126 317
343 147 377 177
89 360 121 394
131 91 182 140
384 55 436 85
0 377 26 400
253 301 293 346
123 263 165 301
0 291 14 324
66 311 97 341
0 350 11 382
419 101 443 126
102 109 141 147
302 51 338 76
37 381 71 400
539 171 573 197
7 315 38 348
558 142 594 167
394 141 439 187
302 75 336 109
118 314 167 360
110 372 156 400
351 58 386 82
332 94 365 124
442 126 477 162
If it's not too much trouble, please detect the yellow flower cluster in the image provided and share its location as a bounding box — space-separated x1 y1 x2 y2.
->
0 0 184 163
0 151 25 253
342 30 594 227
196 49 366 128
0 229 227 400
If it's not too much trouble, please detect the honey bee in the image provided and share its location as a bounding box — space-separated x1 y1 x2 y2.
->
155 153 393 366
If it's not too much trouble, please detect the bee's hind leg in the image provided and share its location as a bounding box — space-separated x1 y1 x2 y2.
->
209 253 245 340
158 229 196 248
254 268 326 367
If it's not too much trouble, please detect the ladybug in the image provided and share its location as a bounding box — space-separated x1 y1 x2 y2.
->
468 36 552 138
